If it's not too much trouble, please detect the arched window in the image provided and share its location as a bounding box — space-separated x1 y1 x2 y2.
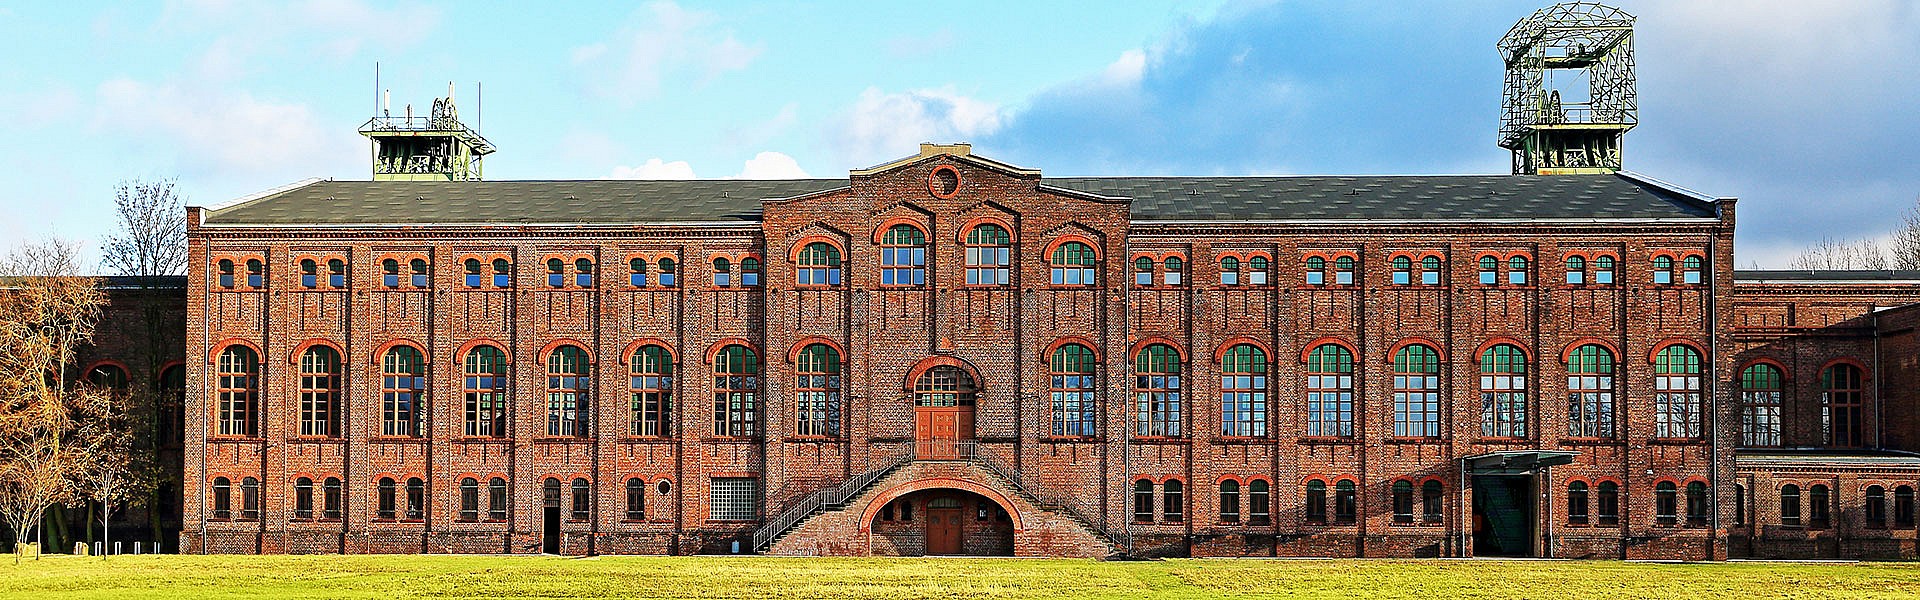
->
1334 480 1356 524
1133 479 1155 522
1220 480 1241 523
323 477 341 519
741 257 761 286
216 345 259 436
1248 256 1270 285
1135 257 1155 286
381 346 426 437
881 225 927 286
1686 481 1708 526
629 257 649 287
1866 485 1887 528
1565 256 1585 284
1306 479 1328 523
298 345 342 437
1392 344 1440 438
1823 363 1864 447
1810 484 1832 528
1597 481 1619 526
1392 480 1413 523
1653 256 1675 284
1741 364 1784 446
85 364 129 394
1220 344 1268 437
1049 344 1096 436
543 478 562 512
630 345 672 437
1478 256 1498 285
1780 484 1802 526
460 478 480 522
626 478 646 521
713 345 760 437
1392 256 1413 285
300 259 319 288
571 478 590 521
1134 344 1183 437
1333 256 1355 285
463 345 508 437
573 258 593 287
294 477 314 520
657 258 677 287
794 344 842 437
212 477 232 519
1506 256 1529 284
217 259 235 288
1682 255 1704 284
1162 256 1184 286
1420 255 1442 285
1896 485 1915 527
1218 257 1239 286
1594 255 1615 284
1250 480 1271 524
406 477 426 520
1568 481 1590 525
796 242 843 286
1050 241 1096 286
713 258 732 287
377 477 397 520
1422 480 1443 523
546 345 590 437
245 259 264 287
545 258 565 287
1655 481 1678 525
411 258 430 287
1306 344 1355 437
1480 344 1527 438
240 476 261 520
1567 344 1616 438
488 477 509 521
465 258 484 287
915 366 977 408
965 224 1011 285
1655 345 1703 438
492 258 512 287
385 258 404 287
1162 479 1184 523
1306 256 1327 285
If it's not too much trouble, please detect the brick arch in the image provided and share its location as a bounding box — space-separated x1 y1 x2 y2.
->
857 477 1025 534
903 355 985 394
454 339 511 364
1298 336 1358 363
1383 337 1446 364
871 217 930 244
1213 337 1272 363
1818 357 1871 381
1559 338 1620 363
1647 337 1705 364
207 338 263 364
1044 337 1103 364
1042 233 1101 260
786 235 846 262
369 338 429 365
1472 337 1532 363
704 338 759 365
1736 357 1792 382
955 215 1016 245
79 359 130 379
538 339 593 364
1128 337 1187 362
619 339 677 365
286 339 345 365
787 337 847 363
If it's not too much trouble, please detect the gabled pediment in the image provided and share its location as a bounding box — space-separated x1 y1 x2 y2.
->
849 143 1040 178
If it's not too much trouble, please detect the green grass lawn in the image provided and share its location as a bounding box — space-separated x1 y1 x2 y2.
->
3 554 1918 599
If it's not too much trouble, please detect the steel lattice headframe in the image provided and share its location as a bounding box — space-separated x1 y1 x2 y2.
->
1497 2 1636 150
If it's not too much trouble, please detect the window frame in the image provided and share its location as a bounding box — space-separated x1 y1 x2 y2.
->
795 242 844 287
1220 344 1269 438
1479 344 1528 439
1654 345 1704 439
380 346 427 438
1392 344 1440 438
630 345 673 437
545 345 591 438
462 345 509 438
712 345 761 438
297 345 342 438
1049 344 1098 437
1133 344 1184 438
880 225 928 287
794 344 843 437
964 224 1012 286
1049 241 1098 287
1305 344 1355 438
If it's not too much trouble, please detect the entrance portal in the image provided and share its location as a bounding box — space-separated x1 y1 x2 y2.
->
869 489 1014 556
541 478 561 554
913 366 976 459
1472 475 1534 557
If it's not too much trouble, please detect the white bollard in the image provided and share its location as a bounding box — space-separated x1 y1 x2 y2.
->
114 542 122 555
134 542 141 555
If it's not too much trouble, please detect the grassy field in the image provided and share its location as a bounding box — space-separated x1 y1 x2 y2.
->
3 555 1919 599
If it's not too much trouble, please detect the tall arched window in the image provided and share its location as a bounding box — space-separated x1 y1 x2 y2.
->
212 477 232 519
546 345 591 437
1050 241 1096 286
1568 481 1590 524
796 242 842 286
1780 484 1801 526
1655 345 1703 438
1823 363 1864 447
1741 364 1784 446
298 345 342 437
1866 485 1887 528
881 225 927 286
1479 344 1527 438
406 477 426 520
1810 484 1831 528
1133 479 1155 522
1597 481 1619 525
1392 344 1440 438
1049 344 1096 436
571 478 591 521
1220 344 1268 437
1566 344 1616 438
240 477 261 520
1896 485 1915 527
377 477 397 520
1686 481 1708 527
463 345 508 437
1162 479 1184 523
160 364 186 443
626 478 647 521
965 224 1011 285
460 478 480 522
1392 480 1413 523
794 344 842 437
216 345 259 436
1305 479 1328 523
381 346 426 437
1334 480 1356 524
630 345 672 437
323 477 341 519
488 477 509 521
1134 344 1182 437
1305 344 1354 437
713 345 760 437
1250 480 1271 524
1655 481 1678 525
294 477 314 520
1219 480 1241 523
1421 480 1443 523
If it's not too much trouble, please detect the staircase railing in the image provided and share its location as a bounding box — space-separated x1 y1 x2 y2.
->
752 448 915 551
952 441 1128 551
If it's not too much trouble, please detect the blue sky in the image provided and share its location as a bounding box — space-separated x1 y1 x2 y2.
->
1 1 1915 270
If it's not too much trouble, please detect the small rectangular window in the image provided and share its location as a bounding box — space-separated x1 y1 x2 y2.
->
1393 272 1410 285
494 273 511 287
1595 269 1614 284
743 271 760 286
709 477 759 521
576 273 593 287
1163 272 1181 286
1248 270 1266 285
1479 271 1496 285
661 272 677 287
1306 272 1324 285
1508 271 1526 285
1221 271 1238 286
1421 271 1440 285
1567 271 1584 285
716 272 731 287
413 274 429 287
1653 271 1672 284
631 273 647 287
385 273 400 287
1136 272 1152 286
1683 271 1701 284
1335 271 1353 285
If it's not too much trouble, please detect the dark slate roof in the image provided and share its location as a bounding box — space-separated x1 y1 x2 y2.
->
202 173 1716 226
1734 270 1920 283
1734 448 1920 467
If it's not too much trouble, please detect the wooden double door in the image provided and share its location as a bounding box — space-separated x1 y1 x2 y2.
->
925 497 966 555
915 406 975 459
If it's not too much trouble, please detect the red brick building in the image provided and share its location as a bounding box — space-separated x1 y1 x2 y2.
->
165 136 1920 561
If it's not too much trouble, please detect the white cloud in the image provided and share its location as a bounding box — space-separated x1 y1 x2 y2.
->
90 78 359 178
573 1 763 102
1101 49 1148 87
610 158 697 180
833 86 1004 166
732 151 809 179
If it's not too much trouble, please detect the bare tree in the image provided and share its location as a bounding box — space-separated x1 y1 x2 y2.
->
0 238 85 278
1788 236 1890 270
1891 196 1920 270
0 240 105 559
100 179 188 278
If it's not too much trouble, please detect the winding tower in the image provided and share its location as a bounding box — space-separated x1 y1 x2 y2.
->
1498 2 1636 175
358 84 495 181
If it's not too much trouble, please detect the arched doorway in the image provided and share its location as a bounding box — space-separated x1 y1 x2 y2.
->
868 488 1015 556
913 365 976 459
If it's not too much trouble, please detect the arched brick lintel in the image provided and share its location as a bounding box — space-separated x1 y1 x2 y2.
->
856 477 1026 535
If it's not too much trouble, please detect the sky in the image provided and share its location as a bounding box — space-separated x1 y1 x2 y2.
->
0 0 1915 271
